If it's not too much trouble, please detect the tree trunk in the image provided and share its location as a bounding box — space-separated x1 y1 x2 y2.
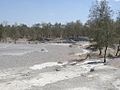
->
14 40 16 44
116 46 120 56
115 40 120 56
99 48 102 55
104 46 108 63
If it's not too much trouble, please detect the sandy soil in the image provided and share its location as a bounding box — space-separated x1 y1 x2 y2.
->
0 42 120 90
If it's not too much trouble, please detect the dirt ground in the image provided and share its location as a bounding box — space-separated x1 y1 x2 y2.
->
0 42 120 90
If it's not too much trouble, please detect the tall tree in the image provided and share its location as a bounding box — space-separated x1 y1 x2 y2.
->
10 24 20 43
115 11 120 56
0 24 3 41
88 0 114 62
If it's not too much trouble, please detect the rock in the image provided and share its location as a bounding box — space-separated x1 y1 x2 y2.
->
41 49 45 51
90 68 94 72
69 62 77 66
55 68 61 71
57 61 63 64
69 45 73 47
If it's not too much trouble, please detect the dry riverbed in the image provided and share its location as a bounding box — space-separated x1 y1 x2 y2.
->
0 42 120 90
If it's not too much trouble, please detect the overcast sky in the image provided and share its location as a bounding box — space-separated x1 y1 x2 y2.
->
0 0 120 25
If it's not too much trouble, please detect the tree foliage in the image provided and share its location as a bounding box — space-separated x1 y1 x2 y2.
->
88 0 115 62
0 21 84 42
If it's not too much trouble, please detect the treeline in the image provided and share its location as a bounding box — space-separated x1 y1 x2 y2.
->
0 20 88 42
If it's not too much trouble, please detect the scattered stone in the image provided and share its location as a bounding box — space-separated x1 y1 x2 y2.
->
90 68 95 72
69 45 73 47
55 68 61 71
57 61 63 64
7 82 11 85
41 49 45 51
21 72 30 77
69 62 77 66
